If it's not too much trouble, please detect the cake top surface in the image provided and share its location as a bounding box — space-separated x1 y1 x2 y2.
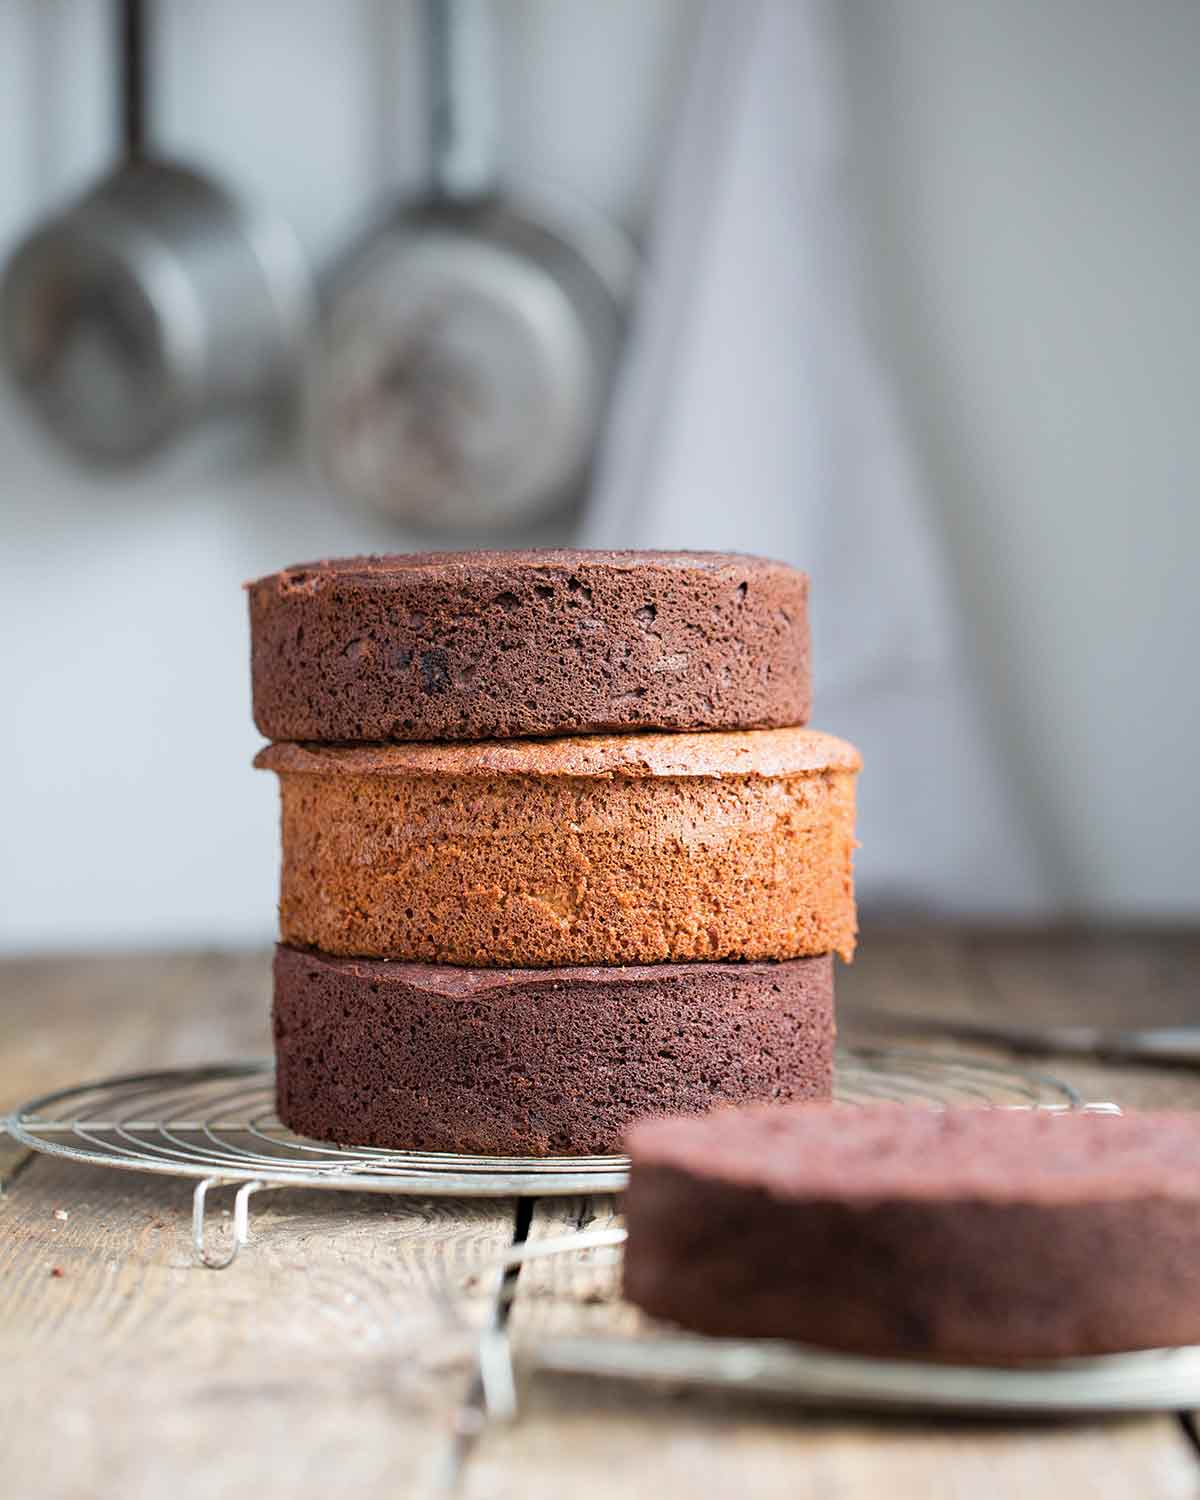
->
255 726 860 779
626 1104 1200 1204
247 549 805 594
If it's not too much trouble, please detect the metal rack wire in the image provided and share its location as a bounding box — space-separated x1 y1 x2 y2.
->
519 1312 1200 1416
6 1048 1085 1267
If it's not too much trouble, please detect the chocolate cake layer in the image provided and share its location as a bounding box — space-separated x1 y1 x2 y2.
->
256 728 859 967
624 1105 1200 1361
248 550 810 742
273 946 835 1155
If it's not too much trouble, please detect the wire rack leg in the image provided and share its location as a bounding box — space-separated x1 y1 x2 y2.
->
192 1177 265 1269
478 1328 518 1424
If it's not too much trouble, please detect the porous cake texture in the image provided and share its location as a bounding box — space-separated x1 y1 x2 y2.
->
248 550 810 742
624 1105 1200 1361
273 946 835 1155
256 727 860 968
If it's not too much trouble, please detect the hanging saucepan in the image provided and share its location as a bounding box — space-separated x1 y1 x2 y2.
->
310 0 636 532
0 0 311 469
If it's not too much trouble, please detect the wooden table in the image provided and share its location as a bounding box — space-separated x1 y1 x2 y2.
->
2 931 1199 1498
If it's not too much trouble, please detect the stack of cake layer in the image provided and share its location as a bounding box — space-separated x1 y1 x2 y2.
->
249 550 860 1155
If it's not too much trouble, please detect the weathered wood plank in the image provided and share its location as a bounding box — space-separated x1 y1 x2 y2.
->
839 931 1200 1112
505 1194 633 1341
0 1158 516 1497
5 939 1200 1498
965 929 1200 1031
0 950 272 1109
840 928 1200 1032
964 931 1200 1111
0 950 272 1188
0 950 516 1498
468 1377 1198 1500
838 927 979 1019
0 1157 510 1347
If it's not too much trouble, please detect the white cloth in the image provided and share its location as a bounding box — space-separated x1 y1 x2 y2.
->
582 0 1047 916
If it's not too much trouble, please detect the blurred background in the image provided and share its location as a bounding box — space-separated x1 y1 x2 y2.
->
2 0 1197 954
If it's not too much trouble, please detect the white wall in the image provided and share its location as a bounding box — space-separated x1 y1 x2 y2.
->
0 0 693 952
833 0 1200 920
2 0 1198 951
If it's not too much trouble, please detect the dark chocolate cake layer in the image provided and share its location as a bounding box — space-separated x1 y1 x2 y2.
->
273 946 835 1156
248 550 809 742
624 1105 1200 1361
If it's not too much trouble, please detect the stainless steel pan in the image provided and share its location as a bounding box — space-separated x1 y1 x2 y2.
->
1 0 310 469
311 0 635 531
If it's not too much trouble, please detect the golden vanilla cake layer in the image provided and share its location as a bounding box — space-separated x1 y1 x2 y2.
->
256 727 860 968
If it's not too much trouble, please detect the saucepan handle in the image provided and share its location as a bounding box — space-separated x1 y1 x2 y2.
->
425 0 495 202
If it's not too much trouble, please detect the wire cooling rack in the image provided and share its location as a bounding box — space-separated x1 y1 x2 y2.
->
10 1054 1166 1419
5 1049 1085 1267
519 1319 1200 1417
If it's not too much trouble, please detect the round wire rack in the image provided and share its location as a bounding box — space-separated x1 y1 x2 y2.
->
4 1048 1086 1266
8 1048 1082 1190
520 1318 1200 1417
5 1046 1079 1197
10 1053 1165 1417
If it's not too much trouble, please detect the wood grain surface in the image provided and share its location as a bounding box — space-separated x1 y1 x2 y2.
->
2 933 1199 1497
0 950 513 1497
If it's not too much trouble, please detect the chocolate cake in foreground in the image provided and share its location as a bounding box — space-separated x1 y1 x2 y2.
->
274 946 834 1155
256 727 859 967
248 550 810 742
624 1105 1200 1361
